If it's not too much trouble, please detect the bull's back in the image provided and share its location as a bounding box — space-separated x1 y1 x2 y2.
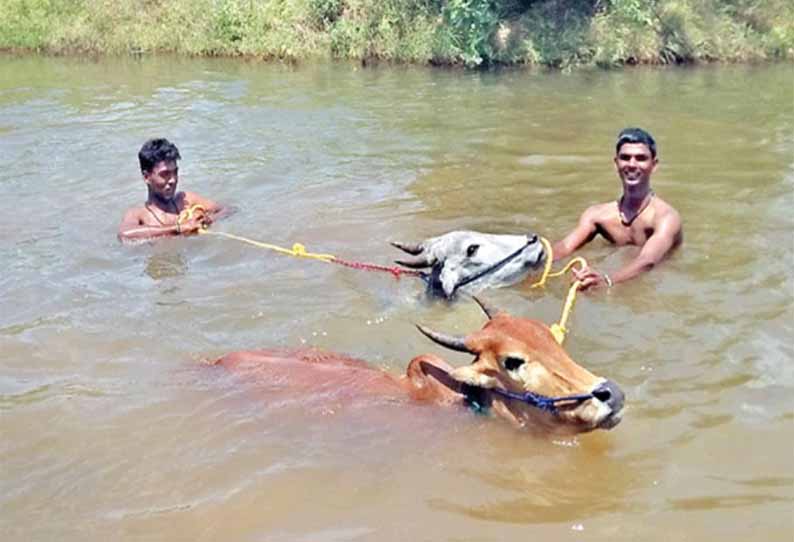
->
213 348 408 400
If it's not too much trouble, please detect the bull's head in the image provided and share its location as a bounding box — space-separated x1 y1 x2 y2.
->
392 231 545 298
413 298 624 434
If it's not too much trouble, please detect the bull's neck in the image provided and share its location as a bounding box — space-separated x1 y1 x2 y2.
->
402 357 466 403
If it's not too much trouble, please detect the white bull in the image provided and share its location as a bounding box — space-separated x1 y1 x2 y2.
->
392 231 546 298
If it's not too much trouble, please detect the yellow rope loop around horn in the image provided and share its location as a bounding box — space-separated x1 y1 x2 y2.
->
531 237 588 345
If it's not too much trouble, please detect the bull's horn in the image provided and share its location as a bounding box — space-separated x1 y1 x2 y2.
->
472 296 501 320
391 241 424 255
395 257 433 269
416 324 474 354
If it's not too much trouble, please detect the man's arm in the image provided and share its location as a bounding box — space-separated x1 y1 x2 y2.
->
609 210 681 285
552 206 600 262
183 192 226 218
118 209 181 242
574 210 682 290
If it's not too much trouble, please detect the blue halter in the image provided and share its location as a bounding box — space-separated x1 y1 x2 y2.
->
488 388 594 414
472 387 594 414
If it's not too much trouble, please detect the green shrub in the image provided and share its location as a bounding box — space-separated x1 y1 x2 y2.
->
0 0 791 66
519 1 593 67
307 0 344 29
441 0 500 66
608 0 656 27
212 0 248 45
0 0 71 50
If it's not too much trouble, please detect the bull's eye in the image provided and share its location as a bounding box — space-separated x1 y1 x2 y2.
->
466 244 480 257
503 356 525 371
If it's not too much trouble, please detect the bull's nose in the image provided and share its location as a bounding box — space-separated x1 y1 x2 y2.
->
592 379 625 413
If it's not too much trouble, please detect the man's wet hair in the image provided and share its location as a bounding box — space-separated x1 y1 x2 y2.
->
616 128 657 158
139 138 181 174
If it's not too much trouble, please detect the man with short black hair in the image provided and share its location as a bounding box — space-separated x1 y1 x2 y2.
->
552 128 682 290
119 138 225 242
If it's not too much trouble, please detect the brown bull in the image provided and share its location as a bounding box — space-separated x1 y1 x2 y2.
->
213 299 624 435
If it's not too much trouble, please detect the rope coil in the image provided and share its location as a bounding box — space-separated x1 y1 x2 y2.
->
177 204 208 225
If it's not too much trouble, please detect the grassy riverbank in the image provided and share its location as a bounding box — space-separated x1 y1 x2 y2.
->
1 0 792 68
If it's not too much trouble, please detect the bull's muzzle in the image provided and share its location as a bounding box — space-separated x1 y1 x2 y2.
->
591 379 625 429
591 379 625 413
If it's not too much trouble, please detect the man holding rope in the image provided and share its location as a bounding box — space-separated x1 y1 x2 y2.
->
552 128 683 291
118 138 225 242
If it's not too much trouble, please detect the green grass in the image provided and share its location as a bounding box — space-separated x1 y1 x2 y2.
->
0 0 792 68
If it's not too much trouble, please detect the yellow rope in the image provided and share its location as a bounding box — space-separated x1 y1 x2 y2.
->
193 227 586 344
531 237 588 345
548 280 583 345
178 204 334 261
198 229 336 262
530 237 587 289
177 204 207 225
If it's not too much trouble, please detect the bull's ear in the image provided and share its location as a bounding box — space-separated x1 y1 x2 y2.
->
391 241 424 255
450 363 499 388
405 356 464 402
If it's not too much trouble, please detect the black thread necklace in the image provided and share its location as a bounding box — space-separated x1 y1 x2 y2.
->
618 190 654 226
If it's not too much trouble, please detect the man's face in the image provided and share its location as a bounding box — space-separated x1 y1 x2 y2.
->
614 143 657 188
144 160 179 201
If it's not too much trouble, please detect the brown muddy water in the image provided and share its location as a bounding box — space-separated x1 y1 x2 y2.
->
1 55 792 541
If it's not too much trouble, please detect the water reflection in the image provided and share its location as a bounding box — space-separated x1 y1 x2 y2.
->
668 494 792 510
430 434 643 524
144 250 188 281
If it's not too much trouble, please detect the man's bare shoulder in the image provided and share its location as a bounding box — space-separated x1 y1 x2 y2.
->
121 205 148 224
652 196 682 227
654 195 680 215
181 191 220 210
581 201 619 223
118 205 158 239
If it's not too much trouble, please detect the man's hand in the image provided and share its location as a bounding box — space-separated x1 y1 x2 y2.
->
178 208 213 235
572 265 611 291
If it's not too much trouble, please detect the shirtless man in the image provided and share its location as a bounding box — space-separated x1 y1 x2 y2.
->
552 128 682 290
118 138 225 242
